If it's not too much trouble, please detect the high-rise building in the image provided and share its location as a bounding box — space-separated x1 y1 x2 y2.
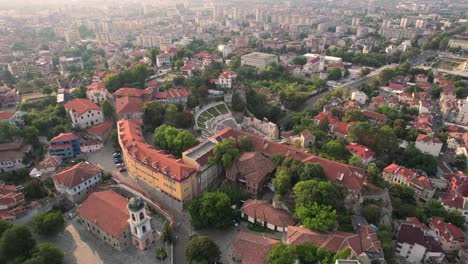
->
415 19 425 28
352 17 360 27
400 17 410 28
381 19 392 28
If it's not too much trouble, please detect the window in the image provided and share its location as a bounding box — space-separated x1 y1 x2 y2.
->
132 214 136 221
142 225 147 233
139 212 144 221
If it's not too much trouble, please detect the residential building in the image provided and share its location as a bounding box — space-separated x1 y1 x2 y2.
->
428 217 464 254
180 62 200 78
113 87 155 101
362 110 387 124
115 96 143 120
58 56 84 76
415 134 443 157
53 161 103 202
64 98 104 129
0 142 31 173
230 232 279 264
86 82 109 104
117 119 198 208
213 71 237 89
0 185 25 220
286 225 383 261
87 121 113 142
351 91 368 104
300 130 315 148
439 193 468 222
48 133 81 158
77 191 132 251
156 53 171 68
0 86 19 108
346 144 375 165
29 155 62 179
240 199 295 232
448 36 468 51
395 218 445 264
226 152 276 196
383 163 435 202
241 52 278 68
154 88 190 105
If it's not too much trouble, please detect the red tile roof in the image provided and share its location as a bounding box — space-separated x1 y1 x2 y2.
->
440 192 465 209
397 221 444 253
54 161 102 188
240 199 295 228
416 134 442 144
77 190 129 238
113 87 150 98
64 99 101 116
212 128 365 190
232 232 279 264
50 133 78 143
117 119 197 182
87 121 113 136
0 112 14 120
116 96 143 115
219 71 237 79
334 121 351 135
0 185 24 208
86 82 106 91
429 217 464 242
155 88 190 100
227 152 276 192
346 144 375 160
362 110 386 122
313 112 340 125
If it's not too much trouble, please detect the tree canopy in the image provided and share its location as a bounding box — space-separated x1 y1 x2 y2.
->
185 235 220 264
153 125 199 157
0 225 36 262
31 211 64 236
208 138 240 169
295 202 336 232
188 192 236 229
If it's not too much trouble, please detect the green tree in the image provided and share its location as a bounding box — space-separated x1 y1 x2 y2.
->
333 247 351 262
0 122 20 143
189 192 235 229
161 221 173 244
327 68 342 81
292 56 307 66
103 73 122 93
293 179 343 209
23 181 47 200
419 199 447 222
31 211 64 236
237 135 253 152
23 243 64 264
362 204 381 224
295 203 336 231
142 101 165 131
360 67 372 77
185 235 220 264
208 138 240 169
148 48 160 66
0 219 13 237
101 100 114 118
268 244 296 264
273 168 292 196
321 140 350 162
300 163 326 181
343 110 367 122
0 225 36 261
349 155 365 168
445 210 465 229
153 125 199 157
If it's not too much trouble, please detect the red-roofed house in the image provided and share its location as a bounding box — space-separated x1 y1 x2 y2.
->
77 191 131 251
53 161 103 202
87 121 113 142
0 86 19 108
346 144 375 165
215 71 237 89
447 174 468 197
115 96 143 120
383 163 435 202
0 185 25 211
226 152 276 196
180 62 200 78
415 134 443 157
155 88 190 105
428 217 464 254
396 219 445 263
0 112 15 123
439 193 468 223
230 232 279 264
240 199 295 232
86 82 110 104
113 87 155 101
64 98 104 129
362 110 387 124
313 112 340 136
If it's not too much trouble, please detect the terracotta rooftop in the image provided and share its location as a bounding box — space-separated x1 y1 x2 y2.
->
86 82 106 91
227 152 276 190
416 134 442 144
87 121 113 136
429 217 464 242
53 161 102 188
64 98 101 116
50 133 78 143
240 199 295 228
346 144 375 160
397 221 444 253
362 110 386 122
77 190 129 238
0 112 14 120
113 87 152 98
118 119 197 182
313 112 340 125
155 88 190 100
116 96 143 115
232 232 279 264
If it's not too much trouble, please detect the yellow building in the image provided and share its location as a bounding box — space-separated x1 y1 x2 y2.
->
117 119 198 207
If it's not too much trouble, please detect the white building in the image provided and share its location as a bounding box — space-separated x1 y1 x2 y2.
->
64 98 104 129
241 52 278 68
86 82 109 104
156 53 171 68
53 161 103 202
415 134 443 157
351 91 368 104
0 143 31 173
215 71 237 89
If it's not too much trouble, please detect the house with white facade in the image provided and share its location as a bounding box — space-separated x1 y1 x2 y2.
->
351 91 368 104
53 161 103 202
86 82 110 104
415 134 443 157
64 98 104 129
156 53 171 68
213 71 237 89
240 199 295 232
0 142 31 173
428 217 464 255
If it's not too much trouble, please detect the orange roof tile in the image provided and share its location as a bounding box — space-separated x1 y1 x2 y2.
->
116 96 143 115
54 161 102 188
0 112 14 120
232 232 279 264
87 121 113 136
64 99 101 116
240 199 295 228
77 190 129 238
49 132 78 143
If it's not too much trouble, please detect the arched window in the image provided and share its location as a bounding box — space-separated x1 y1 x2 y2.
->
139 212 144 221
142 225 147 233
134 227 138 235
132 214 136 221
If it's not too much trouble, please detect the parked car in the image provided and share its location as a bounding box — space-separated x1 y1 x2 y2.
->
116 163 125 168
113 157 122 161
114 159 123 164
112 153 121 158
119 167 127 172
